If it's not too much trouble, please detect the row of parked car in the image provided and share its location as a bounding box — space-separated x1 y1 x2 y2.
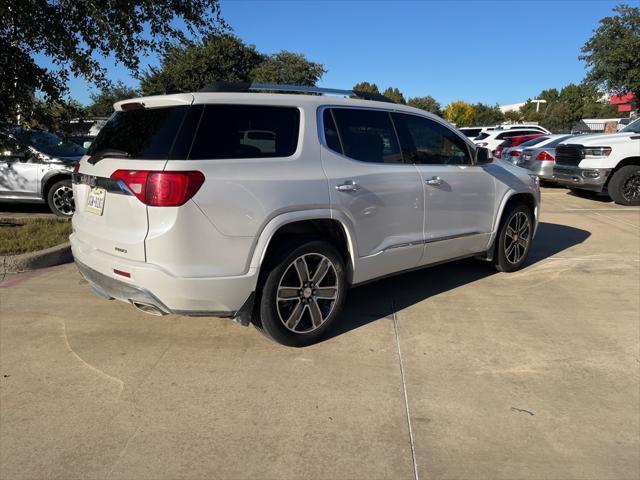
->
459 120 640 206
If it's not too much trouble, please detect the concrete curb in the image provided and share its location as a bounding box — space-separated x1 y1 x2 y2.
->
2 242 72 273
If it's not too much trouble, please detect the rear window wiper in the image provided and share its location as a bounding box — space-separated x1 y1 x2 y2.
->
87 149 131 165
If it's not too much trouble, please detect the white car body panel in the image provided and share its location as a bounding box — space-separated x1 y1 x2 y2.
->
71 92 540 318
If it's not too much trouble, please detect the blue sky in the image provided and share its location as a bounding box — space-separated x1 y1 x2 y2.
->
45 0 621 106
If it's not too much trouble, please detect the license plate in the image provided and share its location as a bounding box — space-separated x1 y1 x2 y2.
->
86 187 106 215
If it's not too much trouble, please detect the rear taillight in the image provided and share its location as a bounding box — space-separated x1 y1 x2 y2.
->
493 146 503 158
73 163 80 173
535 151 555 161
111 170 205 206
511 151 522 157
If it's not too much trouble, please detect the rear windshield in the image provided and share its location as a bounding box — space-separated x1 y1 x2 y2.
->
460 128 481 138
88 106 188 160
519 136 549 148
188 105 300 159
16 130 85 158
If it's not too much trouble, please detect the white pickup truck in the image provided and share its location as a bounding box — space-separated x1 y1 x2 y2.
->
553 117 640 205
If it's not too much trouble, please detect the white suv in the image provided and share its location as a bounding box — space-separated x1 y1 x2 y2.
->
71 84 540 346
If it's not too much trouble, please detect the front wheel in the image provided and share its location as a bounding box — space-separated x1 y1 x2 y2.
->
607 165 640 206
492 204 534 272
255 241 347 347
47 179 75 217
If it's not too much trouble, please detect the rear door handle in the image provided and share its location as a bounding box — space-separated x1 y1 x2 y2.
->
335 180 360 192
425 176 442 186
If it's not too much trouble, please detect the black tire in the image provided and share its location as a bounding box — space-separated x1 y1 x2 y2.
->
492 203 534 272
46 179 75 217
254 240 347 347
607 165 640 206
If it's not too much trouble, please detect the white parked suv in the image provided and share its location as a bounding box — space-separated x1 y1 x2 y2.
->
71 84 540 346
474 127 551 158
553 117 640 205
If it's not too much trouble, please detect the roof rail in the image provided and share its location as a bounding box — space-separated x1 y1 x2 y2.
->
198 82 395 103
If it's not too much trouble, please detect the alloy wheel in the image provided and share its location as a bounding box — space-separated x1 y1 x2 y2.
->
52 185 75 216
504 211 531 265
622 173 640 202
276 253 339 333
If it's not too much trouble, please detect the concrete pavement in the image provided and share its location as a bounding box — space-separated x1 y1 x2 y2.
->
1 187 639 479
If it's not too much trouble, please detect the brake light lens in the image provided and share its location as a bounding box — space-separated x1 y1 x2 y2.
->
535 150 555 161
73 163 80 173
493 146 503 158
111 170 205 206
511 150 522 157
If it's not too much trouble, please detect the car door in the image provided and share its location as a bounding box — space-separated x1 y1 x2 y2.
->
391 113 496 265
0 135 40 200
320 107 424 284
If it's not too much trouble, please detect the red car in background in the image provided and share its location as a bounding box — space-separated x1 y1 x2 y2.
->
493 134 545 161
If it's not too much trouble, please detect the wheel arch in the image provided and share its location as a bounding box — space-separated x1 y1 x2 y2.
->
604 156 640 188
41 170 72 199
486 191 538 261
249 210 356 284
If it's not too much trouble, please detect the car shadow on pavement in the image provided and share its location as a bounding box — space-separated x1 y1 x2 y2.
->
0 203 53 216
325 222 590 341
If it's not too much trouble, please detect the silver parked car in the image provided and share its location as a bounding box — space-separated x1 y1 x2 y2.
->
0 129 85 216
517 135 574 181
71 83 540 347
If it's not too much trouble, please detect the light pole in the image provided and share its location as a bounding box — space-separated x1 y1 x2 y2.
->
532 99 547 113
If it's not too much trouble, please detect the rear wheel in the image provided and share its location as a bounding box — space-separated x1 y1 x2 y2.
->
47 179 75 217
254 241 347 347
492 204 533 272
607 165 640 206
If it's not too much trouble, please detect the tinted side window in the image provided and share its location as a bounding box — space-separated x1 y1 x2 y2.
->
189 105 300 160
392 113 471 165
322 109 343 154
331 108 402 164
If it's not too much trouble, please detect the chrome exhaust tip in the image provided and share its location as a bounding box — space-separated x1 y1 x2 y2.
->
130 300 166 316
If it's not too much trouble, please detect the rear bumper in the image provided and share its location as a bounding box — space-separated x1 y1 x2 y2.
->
552 165 612 192
71 233 258 323
521 160 555 180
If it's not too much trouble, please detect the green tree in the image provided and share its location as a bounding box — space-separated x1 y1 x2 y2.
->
444 101 475 126
85 82 140 117
251 51 325 86
472 103 505 125
383 87 406 104
1 0 225 123
504 110 522 123
580 4 640 108
352 82 380 94
27 99 85 132
407 96 442 116
140 34 262 95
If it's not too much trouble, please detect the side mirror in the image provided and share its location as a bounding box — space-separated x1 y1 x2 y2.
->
475 147 492 165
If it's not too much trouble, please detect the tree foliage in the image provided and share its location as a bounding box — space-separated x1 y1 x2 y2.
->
407 96 442 116
580 4 640 107
352 82 380 94
1 0 225 122
472 103 505 125
141 35 325 94
26 99 85 132
140 34 263 94
519 82 619 132
85 82 140 117
383 87 406 104
251 51 325 86
444 101 475 126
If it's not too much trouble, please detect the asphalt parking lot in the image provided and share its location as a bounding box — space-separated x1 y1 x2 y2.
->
1 187 639 480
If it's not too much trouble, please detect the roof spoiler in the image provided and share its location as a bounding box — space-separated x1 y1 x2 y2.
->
198 82 395 103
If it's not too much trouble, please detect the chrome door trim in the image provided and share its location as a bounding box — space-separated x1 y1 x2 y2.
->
365 231 483 257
